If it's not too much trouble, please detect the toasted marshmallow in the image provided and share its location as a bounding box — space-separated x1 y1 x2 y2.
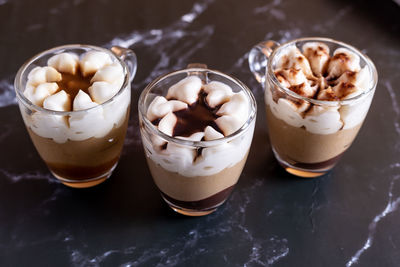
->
166 76 202 104
204 126 224 140
327 48 361 79
302 42 330 77
146 96 188 121
217 92 249 126
337 66 370 91
48 53 79 74
73 90 98 111
277 46 314 78
27 66 61 86
43 90 71 111
80 51 113 76
158 112 177 136
304 106 343 134
318 82 360 101
24 82 59 106
275 69 316 98
203 81 233 108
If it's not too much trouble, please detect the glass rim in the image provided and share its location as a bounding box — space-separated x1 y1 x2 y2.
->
138 67 257 148
14 44 132 116
267 37 378 106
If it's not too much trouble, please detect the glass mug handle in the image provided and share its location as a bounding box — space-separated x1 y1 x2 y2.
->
248 40 280 88
111 46 138 83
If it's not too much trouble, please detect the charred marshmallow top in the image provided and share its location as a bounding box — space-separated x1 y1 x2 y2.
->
268 42 373 134
22 51 129 143
144 76 254 177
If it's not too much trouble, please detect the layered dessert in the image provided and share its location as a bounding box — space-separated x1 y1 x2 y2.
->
21 49 130 187
265 42 374 175
141 75 255 214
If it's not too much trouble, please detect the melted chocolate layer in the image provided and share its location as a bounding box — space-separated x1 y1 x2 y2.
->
172 91 222 137
160 185 235 210
56 66 94 99
292 152 344 170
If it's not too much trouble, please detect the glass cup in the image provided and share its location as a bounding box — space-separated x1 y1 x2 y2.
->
139 64 257 216
15 44 137 188
249 37 378 177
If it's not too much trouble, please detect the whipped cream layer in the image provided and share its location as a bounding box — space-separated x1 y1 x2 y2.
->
267 42 374 135
143 76 254 177
21 51 129 143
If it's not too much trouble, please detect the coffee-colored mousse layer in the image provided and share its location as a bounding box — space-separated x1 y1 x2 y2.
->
161 185 234 210
146 152 249 202
266 106 362 164
27 110 129 181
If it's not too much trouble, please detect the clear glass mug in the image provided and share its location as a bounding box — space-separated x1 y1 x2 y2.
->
249 37 378 177
14 44 137 188
139 64 257 216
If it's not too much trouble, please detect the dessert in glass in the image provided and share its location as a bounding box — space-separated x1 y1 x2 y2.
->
249 37 378 177
139 64 257 216
14 44 137 188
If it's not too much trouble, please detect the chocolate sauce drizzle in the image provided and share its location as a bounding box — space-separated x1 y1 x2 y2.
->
56 66 94 99
172 90 222 137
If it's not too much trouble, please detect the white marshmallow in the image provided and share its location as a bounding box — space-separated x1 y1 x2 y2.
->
24 82 58 106
302 42 330 77
215 115 243 136
203 81 233 108
304 106 343 135
48 53 79 74
327 48 361 79
176 132 205 141
204 126 224 140
88 81 120 104
43 90 71 111
158 112 177 136
217 92 249 126
80 51 113 76
73 90 98 111
27 66 61 86
146 96 188 121
166 76 202 104
91 63 124 84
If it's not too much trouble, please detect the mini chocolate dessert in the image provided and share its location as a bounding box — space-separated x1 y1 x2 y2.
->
265 41 375 177
140 72 256 216
20 49 130 187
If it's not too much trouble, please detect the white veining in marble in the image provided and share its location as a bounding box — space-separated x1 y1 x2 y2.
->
0 169 58 184
66 178 289 266
0 78 16 107
0 0 7 5
254 0 285 21
346 175 400 267
312 6 352 33
385 81 400 136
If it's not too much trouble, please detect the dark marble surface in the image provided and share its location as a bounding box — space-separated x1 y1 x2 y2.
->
1 0 400 266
